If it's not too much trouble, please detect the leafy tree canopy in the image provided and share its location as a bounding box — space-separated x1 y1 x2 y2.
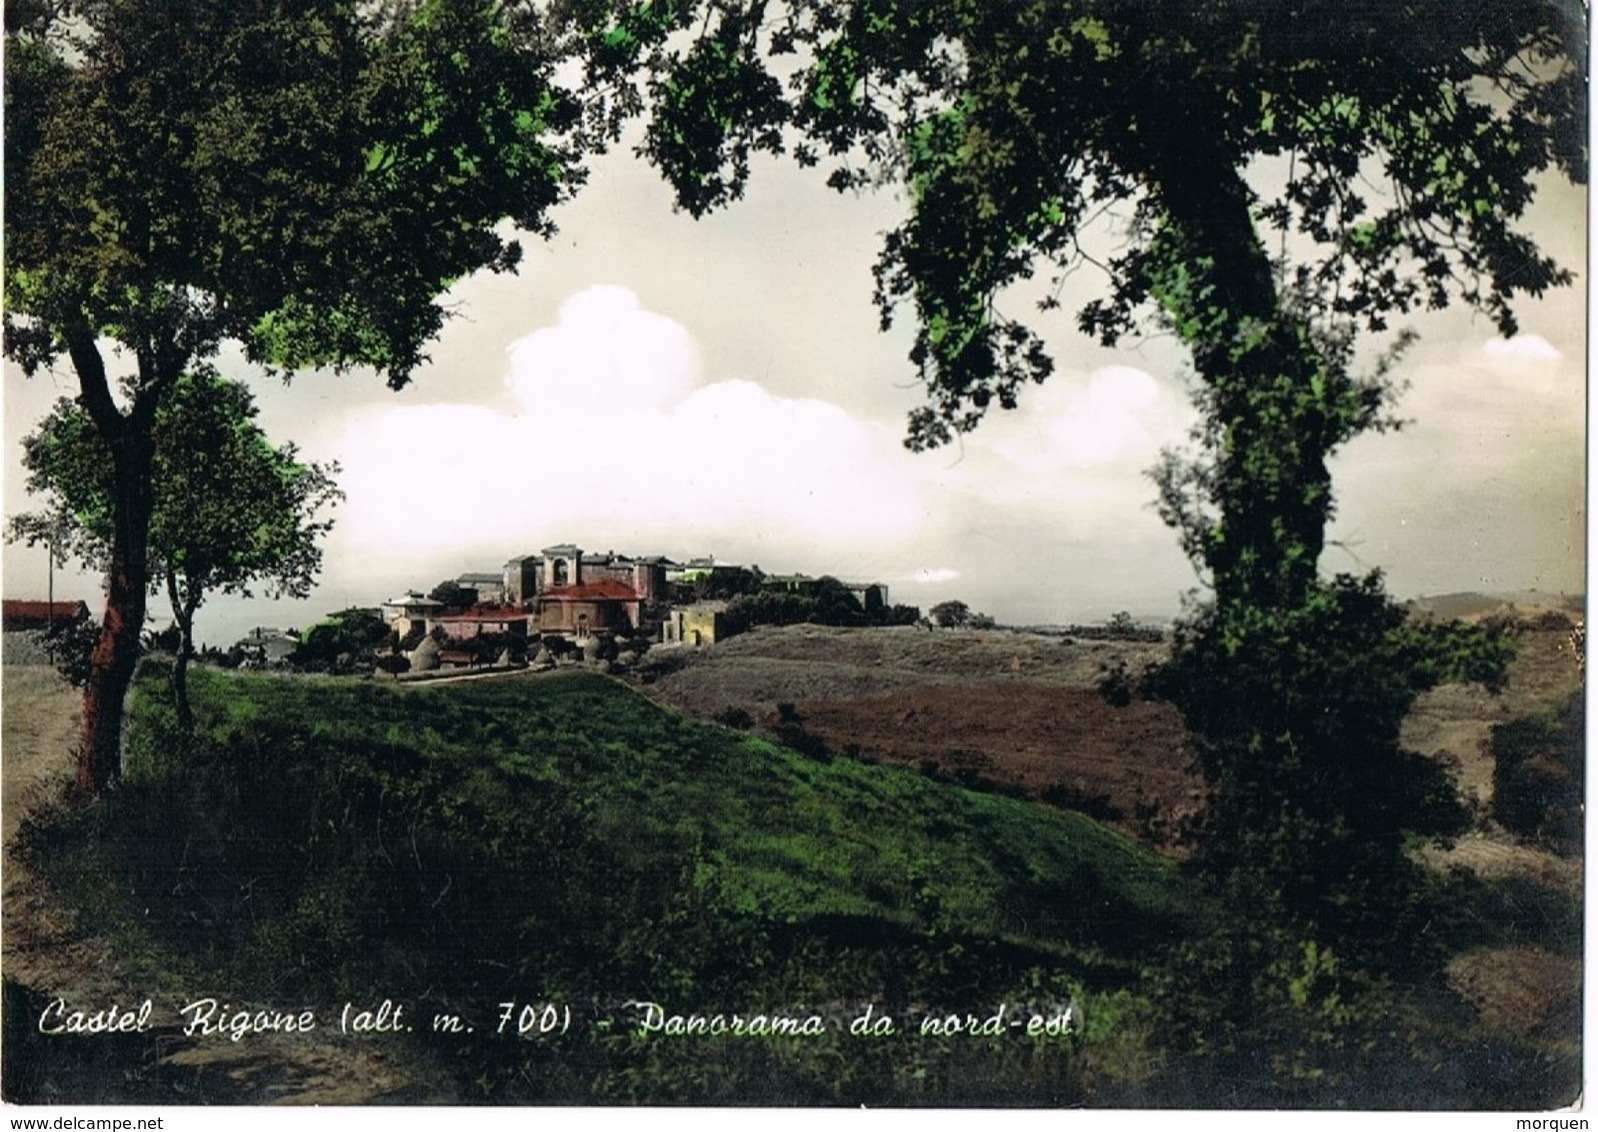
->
290 606 391 672
429 579 479 610
10 370 341 606
5 0 584 789
574 1 1582 446
6 0 580 386
929 599 970 629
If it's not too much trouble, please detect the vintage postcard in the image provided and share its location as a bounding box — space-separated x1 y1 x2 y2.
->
2 2 1585 1118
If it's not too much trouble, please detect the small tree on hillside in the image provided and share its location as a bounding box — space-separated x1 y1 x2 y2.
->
10 370 342 727
810 576 865 626
929 600 971 629
290 608 391 674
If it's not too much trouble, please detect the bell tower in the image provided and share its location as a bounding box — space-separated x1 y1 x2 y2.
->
541 544 582 590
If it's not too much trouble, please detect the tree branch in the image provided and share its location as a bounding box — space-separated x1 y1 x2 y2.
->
64 322 122 442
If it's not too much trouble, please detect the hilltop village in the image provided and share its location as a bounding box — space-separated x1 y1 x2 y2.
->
234 542 917 675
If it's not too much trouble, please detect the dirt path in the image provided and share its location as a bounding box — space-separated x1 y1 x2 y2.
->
1 667 79 846
0 666 107 1010
1 665 456 1104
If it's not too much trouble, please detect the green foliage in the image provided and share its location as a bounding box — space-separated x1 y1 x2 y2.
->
723 577 914 632
373 652 411 678
8 370 341 722
37 614 100 689
9 370 341 616
5 0 580 385
681 564 766 601
640 5 788 218
427 579 477 611
289 607 391 672
1491 691 1584 854
808 575 865 625
929 599 970 629
724 588 817 630
1148 573 1512 962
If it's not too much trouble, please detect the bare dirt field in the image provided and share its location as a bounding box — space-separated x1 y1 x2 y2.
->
644 619 1582 858
642 625 1202 849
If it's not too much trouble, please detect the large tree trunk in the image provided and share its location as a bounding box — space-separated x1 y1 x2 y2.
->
66 328 170 794
77 427 156 793
1148 149 1334 617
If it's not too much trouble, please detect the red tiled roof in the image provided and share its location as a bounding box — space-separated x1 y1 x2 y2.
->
3 600 90 625
433 607 529 623
537 581 642 602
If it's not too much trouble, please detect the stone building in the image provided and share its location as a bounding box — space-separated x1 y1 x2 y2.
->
580 551 670 604
380 591 444 639
233 626 298 665
661 601 729 647
501 543 668 644
534 579 644 640
503 554 542 606
455 572 508 605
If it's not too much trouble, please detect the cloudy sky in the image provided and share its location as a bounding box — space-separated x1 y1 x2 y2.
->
2 140 1586 648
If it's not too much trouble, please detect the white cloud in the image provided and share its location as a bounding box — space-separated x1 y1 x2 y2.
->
911 568 961 585
1483 334 1561 362
987 365 1188 476
911 363 1195 550
334 286 927 561
507 284 698 415
1329 328 1584 597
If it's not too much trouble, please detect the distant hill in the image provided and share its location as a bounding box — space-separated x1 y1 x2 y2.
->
1405 591 1585 620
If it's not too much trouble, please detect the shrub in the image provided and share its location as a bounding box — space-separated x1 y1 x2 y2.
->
1149 572 1509 968
1492 692 1583 854
38 615 99 688
374 654 410 678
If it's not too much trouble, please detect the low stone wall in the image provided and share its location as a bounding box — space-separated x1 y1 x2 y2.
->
2 630 55 667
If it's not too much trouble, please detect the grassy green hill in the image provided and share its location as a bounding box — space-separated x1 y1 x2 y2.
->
19 663 1204 1103
12 655 1582 1107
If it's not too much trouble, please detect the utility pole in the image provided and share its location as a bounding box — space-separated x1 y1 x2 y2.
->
46 528 55 664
